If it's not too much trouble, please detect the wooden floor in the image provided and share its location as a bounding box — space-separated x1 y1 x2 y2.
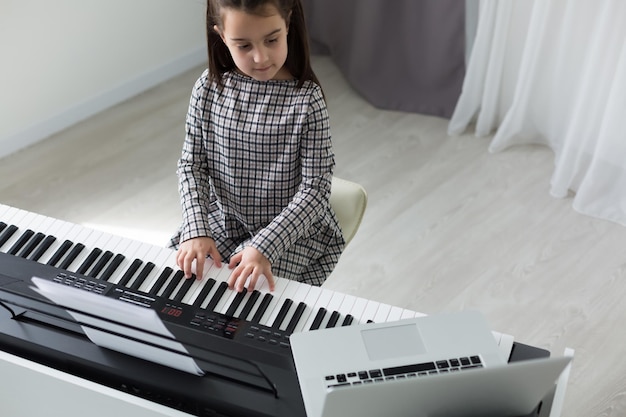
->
1 56 625 416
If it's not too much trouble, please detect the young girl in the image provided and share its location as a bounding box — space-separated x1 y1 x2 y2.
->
168 0 344 293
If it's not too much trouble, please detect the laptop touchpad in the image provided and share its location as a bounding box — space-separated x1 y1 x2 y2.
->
361 323 426 361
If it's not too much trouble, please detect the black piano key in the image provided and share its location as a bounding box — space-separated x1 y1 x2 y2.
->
309 308 327 330
117 258 142 287
46 240 73 267
129 262 155 290
285 302 307 334
342 314 354 326
225 288 247 317
326 311 341 328
76 248 103 275
58 243 85 270
251 293 273 323
8 229 34 255
161 270 185 298
150 267 174 295
17 232 45 258
100 254 125 281
0 222 6 233
271 299 293 329
0 224 18 248
87 250 113 278
237 290 260 320
205 281 228 312
28 235 56 261
173 275 196 302
192 278 216 307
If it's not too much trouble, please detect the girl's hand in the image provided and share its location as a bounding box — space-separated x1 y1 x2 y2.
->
176 237 222 280
228 247 275 293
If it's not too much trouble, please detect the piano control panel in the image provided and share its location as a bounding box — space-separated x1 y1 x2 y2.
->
1 252 294 358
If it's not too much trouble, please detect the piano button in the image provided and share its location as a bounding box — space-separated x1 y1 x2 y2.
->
173 275 195 302
159 269 184 298
285 302 307 334
28 235 56 261
46 240 73 267
309 308 327 330
117 258 143 287
271 298 293 329
237 290 261 320
225 288 247 317
7 229 34 255
76 248 103 275
205 281 229 312
129 262 155 290
100 253 125 281
326 311 341 328
17 231 45 258
191 278 216 307
251 293 273 323
87 250 113 278
342 314 354 326
58 243 85 270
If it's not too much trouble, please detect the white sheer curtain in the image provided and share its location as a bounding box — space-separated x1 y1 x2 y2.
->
449 0 626 226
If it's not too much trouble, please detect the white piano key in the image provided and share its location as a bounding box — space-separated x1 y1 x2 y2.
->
36 220 79 264
184 261 222 306
318 291 345 329
301 287 333 331
107 240 147 285
64 228 107 272
256 277 290 326
128 245 163 290
289 285 323 333
0 210 33 252
359 300 381 324
347 297 368 324
372 302 392 323
386 305 404 322
278 281 315 331
264 279 300 328
336 294 357 325
401 309 420 320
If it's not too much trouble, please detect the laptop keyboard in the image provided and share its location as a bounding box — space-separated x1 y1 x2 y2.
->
325 356 484 389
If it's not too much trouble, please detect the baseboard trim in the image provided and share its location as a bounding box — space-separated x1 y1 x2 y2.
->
0 46 206 160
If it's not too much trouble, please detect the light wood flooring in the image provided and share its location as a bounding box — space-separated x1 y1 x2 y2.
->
1 56 625 416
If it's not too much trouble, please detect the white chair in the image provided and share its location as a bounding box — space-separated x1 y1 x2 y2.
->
329 177 368 246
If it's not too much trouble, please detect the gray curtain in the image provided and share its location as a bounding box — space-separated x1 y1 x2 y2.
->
302 0 466 118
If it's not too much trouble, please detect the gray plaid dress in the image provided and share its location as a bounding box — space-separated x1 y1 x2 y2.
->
168 70 345 286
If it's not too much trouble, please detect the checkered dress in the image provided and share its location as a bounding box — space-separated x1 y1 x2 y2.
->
168 69 345 286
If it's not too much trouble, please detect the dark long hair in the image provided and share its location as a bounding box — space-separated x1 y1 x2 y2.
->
206 0 320 88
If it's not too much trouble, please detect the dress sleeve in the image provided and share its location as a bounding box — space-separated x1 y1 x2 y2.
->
249 85 335 263
177 72 214 243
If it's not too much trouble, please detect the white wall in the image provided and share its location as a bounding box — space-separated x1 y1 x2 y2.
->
0 0 206 159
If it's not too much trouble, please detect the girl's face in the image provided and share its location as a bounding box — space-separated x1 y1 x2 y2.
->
216 5 291 81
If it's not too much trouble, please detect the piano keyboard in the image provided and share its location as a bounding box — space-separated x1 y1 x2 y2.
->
0 203 514 357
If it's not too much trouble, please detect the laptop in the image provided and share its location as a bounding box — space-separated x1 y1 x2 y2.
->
290 311 571 417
